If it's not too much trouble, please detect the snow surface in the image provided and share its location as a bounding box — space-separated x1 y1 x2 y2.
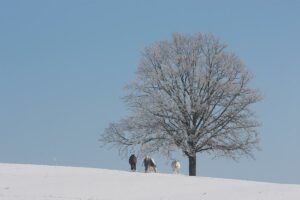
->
0 163 299 200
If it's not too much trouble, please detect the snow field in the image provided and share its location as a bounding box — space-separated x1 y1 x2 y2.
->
0 163 299 200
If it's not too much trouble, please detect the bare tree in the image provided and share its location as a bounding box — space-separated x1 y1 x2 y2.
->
100 33 262 176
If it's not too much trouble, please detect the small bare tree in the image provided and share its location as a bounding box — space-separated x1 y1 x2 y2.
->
100 33 262 176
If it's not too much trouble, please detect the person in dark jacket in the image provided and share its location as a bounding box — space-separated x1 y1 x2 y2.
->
129 154 137 171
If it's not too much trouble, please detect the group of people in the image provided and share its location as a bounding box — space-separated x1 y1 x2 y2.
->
128 154 181 174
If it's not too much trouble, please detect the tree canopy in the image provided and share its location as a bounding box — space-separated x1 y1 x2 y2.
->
100 33 262 175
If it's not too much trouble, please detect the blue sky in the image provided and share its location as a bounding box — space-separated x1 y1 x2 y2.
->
0 0 300 184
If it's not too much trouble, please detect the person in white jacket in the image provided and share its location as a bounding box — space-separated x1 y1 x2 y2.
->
171 160 181 174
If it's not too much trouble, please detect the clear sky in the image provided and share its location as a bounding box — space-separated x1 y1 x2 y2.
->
1 0 300 184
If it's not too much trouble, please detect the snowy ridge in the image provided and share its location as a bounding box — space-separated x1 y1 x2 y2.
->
0 163 299 200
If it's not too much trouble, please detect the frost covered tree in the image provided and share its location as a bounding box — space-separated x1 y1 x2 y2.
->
100 33 262 176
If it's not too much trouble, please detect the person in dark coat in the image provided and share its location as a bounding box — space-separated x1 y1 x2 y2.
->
129 154 137 171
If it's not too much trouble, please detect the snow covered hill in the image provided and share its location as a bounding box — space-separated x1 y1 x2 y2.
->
0 163 299 200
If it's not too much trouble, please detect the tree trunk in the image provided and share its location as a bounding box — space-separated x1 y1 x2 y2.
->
188 155 196 176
